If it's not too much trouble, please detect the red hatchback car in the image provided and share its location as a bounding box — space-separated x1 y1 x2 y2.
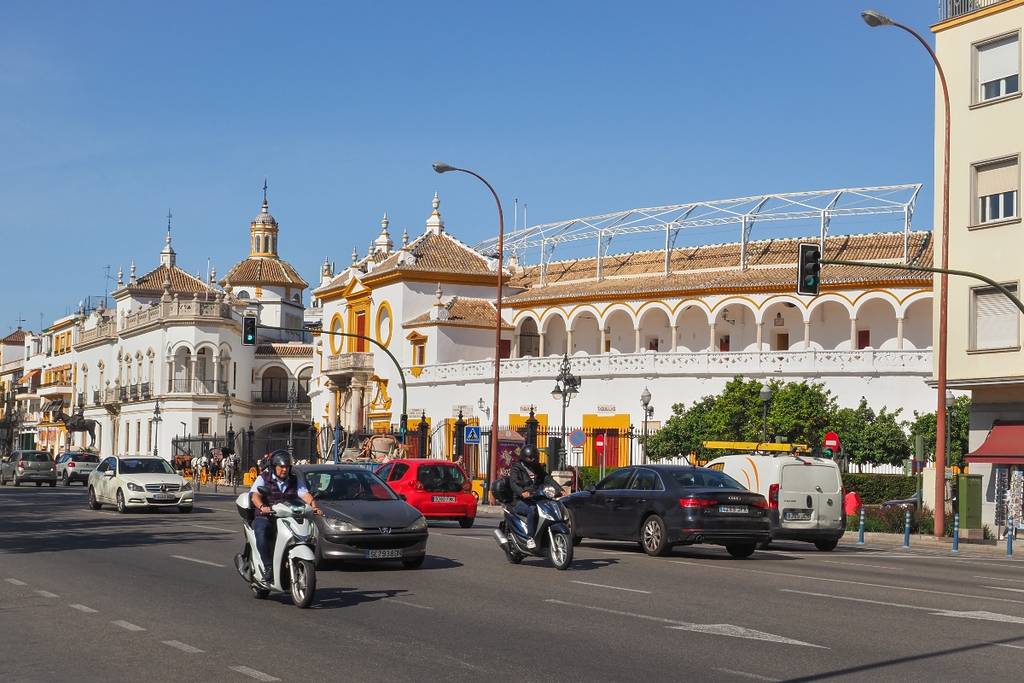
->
377 459 477 528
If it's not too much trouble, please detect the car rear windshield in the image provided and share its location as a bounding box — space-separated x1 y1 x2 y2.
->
71 454 99 463
669 469 745 490
22 452 52 462
416 464 465 492
305 470 396 501
119 459 175 475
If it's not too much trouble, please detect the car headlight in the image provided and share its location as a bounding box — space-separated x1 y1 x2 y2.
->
325 519 362 533
407 516 427 532
126 482 144 492
181 480 193 491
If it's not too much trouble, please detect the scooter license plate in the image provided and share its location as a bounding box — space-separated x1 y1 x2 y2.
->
367 549 402 559
432 496 456 503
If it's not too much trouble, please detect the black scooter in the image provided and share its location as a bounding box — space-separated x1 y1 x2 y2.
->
493 484 574 570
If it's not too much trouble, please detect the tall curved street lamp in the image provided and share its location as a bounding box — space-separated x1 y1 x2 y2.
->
152 400 162 458
433 162 505 502
862 9 951 537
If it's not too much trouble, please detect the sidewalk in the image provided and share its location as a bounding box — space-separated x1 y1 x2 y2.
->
839 531 1020 558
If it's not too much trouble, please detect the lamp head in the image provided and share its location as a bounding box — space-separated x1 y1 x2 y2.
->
861 10 892 27
945 389 955 408
551 383 564 400
432 162 456 174
760 386 773 402
641 387 652 407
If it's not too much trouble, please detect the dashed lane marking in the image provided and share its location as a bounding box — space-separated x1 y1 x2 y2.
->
4 578 27 586
780 589 1024 625
997 643 1024 650
112 620 146 632
546 599 825 648
385 598 434 610
984 586 1024 594
976 575 1024 584
230 665 281 681
714 668 781 682
187 524 237 533
35 590 59 598
570 580 651 594
163 640 204 653
171 554 225 568
69 604 98 613
821 560 894 570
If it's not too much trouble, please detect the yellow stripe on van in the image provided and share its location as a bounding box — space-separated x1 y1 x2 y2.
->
741 470 751 490
745 457 760 491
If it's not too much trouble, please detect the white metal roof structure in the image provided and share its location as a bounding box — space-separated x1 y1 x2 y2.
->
476 183 923 286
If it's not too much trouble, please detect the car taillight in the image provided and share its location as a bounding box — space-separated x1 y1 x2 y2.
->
752 497 769 510
67 462 75 468
768 483 780 510
679 497 717 509
461 481 472 493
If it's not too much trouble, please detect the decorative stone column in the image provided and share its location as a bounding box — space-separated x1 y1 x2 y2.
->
670 324 678 352
600 327 607 354
566 328 574 355
849 318 858 350
709 322 717 351
896 317 905 350
539 333 546 357
756 322 764 350
634 328 641 353
803 320 811 350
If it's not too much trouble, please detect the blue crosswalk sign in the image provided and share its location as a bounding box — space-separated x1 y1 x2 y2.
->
464 426 481 445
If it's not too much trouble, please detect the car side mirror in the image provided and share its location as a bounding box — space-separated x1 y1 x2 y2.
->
104 470 115 478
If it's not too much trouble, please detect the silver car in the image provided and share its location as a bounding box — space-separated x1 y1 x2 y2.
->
1 451 58 487
55 452 100 486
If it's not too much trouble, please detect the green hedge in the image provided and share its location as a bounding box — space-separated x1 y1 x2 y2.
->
841 474 917 504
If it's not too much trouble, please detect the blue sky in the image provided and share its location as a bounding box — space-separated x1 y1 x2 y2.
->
1 1 938 333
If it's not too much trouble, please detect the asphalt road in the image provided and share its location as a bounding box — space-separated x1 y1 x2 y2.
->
2 485 1023 682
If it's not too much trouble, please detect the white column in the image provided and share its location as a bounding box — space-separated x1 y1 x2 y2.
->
539 333 546 357
166 360 174 392
896 317 905 350
634 328 641 352
709 322 717 351
803 320 811 350
600 327 607 354
756 322 764 350
849 318 857 350
566 328 574 355
213 358 220 387
670 324 678 352
511 334 519 358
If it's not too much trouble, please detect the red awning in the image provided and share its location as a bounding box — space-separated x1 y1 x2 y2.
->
965 421 1024 465
18 369 40 385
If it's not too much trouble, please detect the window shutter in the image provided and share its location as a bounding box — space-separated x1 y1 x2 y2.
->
975 286 1019 349
978 35 1019 84
976 159 1019 198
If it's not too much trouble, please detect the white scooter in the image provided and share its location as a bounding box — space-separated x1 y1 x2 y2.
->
234 493 318 608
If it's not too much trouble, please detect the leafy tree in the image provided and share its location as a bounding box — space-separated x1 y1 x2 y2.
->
701 377 766 442
646 396 716 462
908 396 971 466
832 398 874 469
859 407 911 466
766 380 837 446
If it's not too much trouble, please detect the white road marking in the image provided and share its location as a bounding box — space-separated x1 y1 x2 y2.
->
69 604 98 613
780 589 1024 625
385 598 434 610
571 580 651 594
996 643 1024 650
171 554 225 568
35 590 59 598
4 578 27 586
230 665 281 681
112 620 146 632
546 599 824 648
672 560 1024 606
984 586 1024 594
976 575 1024 584
163 640 204 653
188 524 236 533
821 560 893 570
714 668 780 682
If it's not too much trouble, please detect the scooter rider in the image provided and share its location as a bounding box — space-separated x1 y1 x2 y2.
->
250 450 323 584
508 444 561 548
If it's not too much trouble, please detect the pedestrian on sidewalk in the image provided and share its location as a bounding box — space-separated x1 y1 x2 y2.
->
844 488 862 518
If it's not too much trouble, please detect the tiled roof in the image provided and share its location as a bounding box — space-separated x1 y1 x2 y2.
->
222 257 309 288
505 231 932 303
364 232 496 281
1 329 28 344
405 297 513 330
255 343 314 358
127 265 216 295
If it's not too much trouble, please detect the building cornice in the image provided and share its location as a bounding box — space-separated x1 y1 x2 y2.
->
933 0 1024 33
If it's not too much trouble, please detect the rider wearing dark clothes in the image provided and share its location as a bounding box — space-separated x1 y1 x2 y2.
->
508 445 561 547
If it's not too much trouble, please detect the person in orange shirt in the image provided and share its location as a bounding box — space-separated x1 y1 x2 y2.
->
844 489 863 517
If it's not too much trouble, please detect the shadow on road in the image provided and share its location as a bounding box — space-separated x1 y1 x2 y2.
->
321 555 463 572
580 540 800 561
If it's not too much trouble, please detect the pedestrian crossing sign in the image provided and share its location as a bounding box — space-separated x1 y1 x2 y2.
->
464 426 481 445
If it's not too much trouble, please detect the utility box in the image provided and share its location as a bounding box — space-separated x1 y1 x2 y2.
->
957 474 983 529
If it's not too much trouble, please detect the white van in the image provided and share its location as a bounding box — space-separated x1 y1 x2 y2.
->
704 454 844 551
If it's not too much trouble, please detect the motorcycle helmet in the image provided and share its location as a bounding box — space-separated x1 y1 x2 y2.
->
269 449 292 473
519 444 540 464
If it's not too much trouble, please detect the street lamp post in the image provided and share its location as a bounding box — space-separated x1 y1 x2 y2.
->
152 400 162 458
434 162 505 501
286 382 298 456
550 353 580 471
640 388 654 464
861 8 951 538
759 385 773 446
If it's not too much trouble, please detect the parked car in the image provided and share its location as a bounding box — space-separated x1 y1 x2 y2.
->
376 459 477 528
55 452 100 486
882 490 922 510
562 465 770 558
292 464 428 569
87 456 194 513
0 451 57 487
705 453 845 551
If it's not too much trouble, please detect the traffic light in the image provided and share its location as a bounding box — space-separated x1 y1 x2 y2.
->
797 243 821 296
242 316 257 346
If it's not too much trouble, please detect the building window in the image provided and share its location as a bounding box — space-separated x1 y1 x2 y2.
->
857 330 871 350
718 335 731 352
198 418 210 435
975 34 1020 103
135 420 141 453
328 314 344 355
974 157 1019 224
646 337 659 352
972 283 1019 351
774 333 790 351
125 422 131 452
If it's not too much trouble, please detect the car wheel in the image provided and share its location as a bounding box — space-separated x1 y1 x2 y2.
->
62 473 70 487
0 473 5 486
757 539 772 550
566 510 583 546
726 543 757 559
178 506 193 514
402 555 426 569
116 489 128 514
640 515 669 556
13 475 19 487
458 517 475 529
88 487 102 510
814 539 839 552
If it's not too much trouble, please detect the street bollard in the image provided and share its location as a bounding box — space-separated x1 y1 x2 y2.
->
857 507 865 545
951 512 959 554
901 508 911 549
1008 527 1015 558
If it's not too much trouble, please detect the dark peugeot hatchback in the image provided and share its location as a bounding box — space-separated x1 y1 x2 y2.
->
562 465 770 558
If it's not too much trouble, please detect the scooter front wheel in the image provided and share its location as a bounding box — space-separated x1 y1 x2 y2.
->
290 559 316 608
549 531 574 570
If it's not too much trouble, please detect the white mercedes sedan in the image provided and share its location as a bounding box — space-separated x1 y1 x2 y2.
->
87 456 194 513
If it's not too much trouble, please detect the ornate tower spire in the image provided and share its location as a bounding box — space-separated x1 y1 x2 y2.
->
373 211 393 255
425 192 445 235
351 247 358 265
160 209 177 268
129 260 137 285
249 180 279 258
402 227 409 247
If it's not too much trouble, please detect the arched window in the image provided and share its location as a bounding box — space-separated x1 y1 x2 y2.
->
237 291 250 300
261 367 289 403
263 235 270 253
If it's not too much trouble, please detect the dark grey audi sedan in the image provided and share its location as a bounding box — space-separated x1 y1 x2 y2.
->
294 465 428 569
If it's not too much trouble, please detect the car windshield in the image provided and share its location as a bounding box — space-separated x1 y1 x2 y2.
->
305 470 396 502
119 459 175 475
71 454 99 463
669 469 745 490
416 464 465 493
23 452 52 462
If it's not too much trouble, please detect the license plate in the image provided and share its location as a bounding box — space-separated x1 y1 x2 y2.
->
785 511 812 521
153 493 174 501
367 548 402 559
432 496 456 503
718 505 748 514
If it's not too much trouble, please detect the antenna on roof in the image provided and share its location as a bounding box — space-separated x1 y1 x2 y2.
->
513 198 518 231
103 265 114 308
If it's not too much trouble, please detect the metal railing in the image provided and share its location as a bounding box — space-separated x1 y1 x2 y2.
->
169 378 229 395
939 0 1009 21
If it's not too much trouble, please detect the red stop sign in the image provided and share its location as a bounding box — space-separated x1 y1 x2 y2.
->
823 431 841 450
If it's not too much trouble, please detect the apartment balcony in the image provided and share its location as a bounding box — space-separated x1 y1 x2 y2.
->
325 352 375 383
77 320 116 347
409 349 933 384
250 390 312 405
939 0 1010 21
38 380 73 398
168 378 229 396
122 300 234 334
